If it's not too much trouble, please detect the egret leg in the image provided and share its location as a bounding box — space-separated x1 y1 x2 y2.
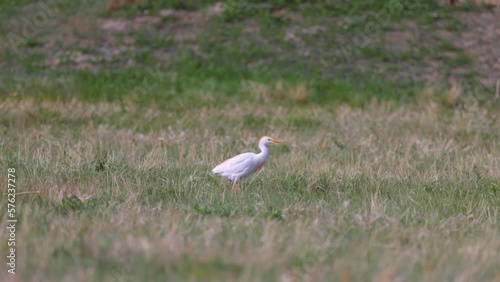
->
231 180 239 190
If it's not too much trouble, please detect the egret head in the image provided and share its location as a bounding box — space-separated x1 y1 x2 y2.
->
260 136 283 146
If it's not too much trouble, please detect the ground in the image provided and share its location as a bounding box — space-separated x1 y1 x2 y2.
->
0 1 499 281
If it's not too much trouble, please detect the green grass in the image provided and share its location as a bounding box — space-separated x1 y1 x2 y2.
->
1 86 500 281
0 65 420 109
1 0 500 281
0 0 492 96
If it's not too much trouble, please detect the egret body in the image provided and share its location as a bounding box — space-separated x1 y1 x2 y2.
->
212 136 282 185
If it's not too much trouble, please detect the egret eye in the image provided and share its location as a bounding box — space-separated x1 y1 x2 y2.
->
268 138 271 141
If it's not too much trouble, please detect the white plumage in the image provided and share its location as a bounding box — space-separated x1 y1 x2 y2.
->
212 136 282 184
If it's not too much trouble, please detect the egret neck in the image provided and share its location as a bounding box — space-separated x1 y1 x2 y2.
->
255 139 270 168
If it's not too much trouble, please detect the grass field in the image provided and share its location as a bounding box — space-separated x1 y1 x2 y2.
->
1 0 500 281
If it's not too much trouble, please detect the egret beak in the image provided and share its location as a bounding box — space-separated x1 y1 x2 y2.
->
272 139 283 144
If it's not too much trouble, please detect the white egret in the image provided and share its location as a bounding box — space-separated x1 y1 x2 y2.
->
212 136 283 187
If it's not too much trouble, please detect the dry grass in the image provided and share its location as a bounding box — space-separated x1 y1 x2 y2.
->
1 0 499 279
0 86 499 281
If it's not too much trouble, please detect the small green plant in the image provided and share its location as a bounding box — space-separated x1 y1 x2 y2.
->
56 195 98 215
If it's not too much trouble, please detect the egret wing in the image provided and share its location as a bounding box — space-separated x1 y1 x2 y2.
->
212 153 255 174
